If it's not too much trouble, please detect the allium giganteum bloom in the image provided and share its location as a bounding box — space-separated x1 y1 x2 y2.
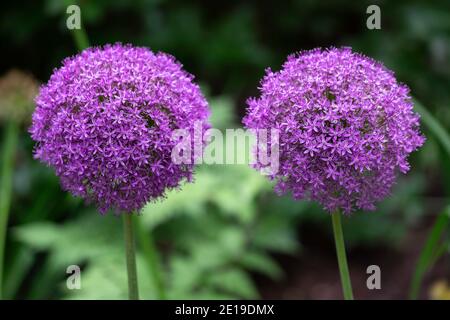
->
30 44 210 213
244 47 425 213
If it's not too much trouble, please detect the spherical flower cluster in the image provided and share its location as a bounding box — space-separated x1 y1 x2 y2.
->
243 47 425 214
30 44 210 214
0 69 39 124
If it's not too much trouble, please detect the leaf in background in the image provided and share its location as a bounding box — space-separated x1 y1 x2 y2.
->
13 212 126 298
3 247 34 298
413 98 450 159
141 169 215 229
142 164 269 228
209 96 235 130
204 268 259 299
65 253 157 300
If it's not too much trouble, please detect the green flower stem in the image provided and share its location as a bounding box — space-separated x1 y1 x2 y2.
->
123 214 139 300
136 218 166 299
331 210 354 300
72 27 89 51
0 121 19 299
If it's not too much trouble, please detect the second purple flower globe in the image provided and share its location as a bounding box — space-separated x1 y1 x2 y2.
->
244 47 425 213
30 44 210 213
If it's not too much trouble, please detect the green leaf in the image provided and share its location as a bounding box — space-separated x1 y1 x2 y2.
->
3 247 35 298
66 253 157 300
253 213 300 253
413 98 450 159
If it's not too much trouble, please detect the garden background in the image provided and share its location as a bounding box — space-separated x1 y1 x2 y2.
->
0 0 449 299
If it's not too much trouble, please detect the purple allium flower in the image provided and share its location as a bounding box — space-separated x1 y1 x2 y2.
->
243 47 425 214
30 43 210 214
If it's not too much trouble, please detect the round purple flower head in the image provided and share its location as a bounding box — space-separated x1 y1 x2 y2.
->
30 43 210 214
243 47 425 214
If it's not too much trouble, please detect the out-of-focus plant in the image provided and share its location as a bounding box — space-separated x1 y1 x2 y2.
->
29 2 211 297
408 99 450 299
9 90 443 300
429 280 450 300
413 99 450 159
13 165 299 299
300 173 426 248
1 0 448 300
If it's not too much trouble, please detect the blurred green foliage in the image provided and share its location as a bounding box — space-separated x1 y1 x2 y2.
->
0 0 449 299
